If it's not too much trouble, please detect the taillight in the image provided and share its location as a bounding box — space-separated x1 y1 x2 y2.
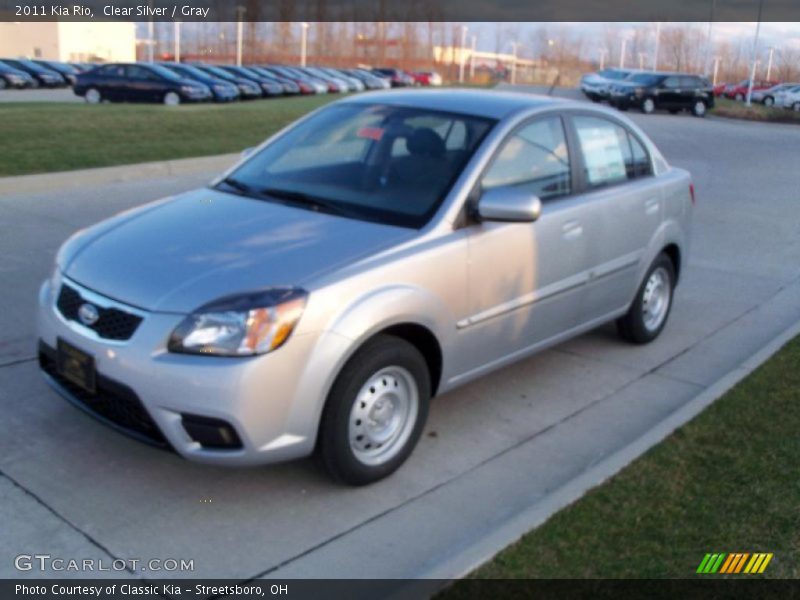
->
689 182 696 206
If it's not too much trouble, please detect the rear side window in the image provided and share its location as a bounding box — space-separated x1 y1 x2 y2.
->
680 76 699 88
573 116 651 186
663 76 681 88
97 65 124 78
482 116 571 201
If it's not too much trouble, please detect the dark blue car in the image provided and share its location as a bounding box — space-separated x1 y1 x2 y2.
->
0 60 36 88
1 58 65 87
74 63 212 105
159 62 240 102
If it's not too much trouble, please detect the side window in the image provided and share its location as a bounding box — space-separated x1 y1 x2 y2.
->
481 116 571 201
573 116 629 187
680 76 698 89
97 65 124 78
663 76 680 88
628 133 652 178
127 66 158 81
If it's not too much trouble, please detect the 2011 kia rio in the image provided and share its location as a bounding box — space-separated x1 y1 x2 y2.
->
37 90 693 485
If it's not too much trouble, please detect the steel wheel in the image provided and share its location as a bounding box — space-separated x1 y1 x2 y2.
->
348 366 419 466
85 88 101 104
164 91 181 106
692 100 706 117
642 267 671 332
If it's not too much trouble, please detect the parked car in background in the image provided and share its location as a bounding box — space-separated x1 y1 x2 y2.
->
1 58 66 87
33 59 80 85
298 66 348 93
580 68 639 102
609 72 714 117
192 64 262 99
712 82 728 97
752 82 799 107
0 60 36 88
74 63 212 104
724 79 778 101
246 66 301 95
217 65 284 97
265 65 328 94
346 68 390 90
320 67 364 92
411 71 443 86
372 67 414 87
159 62 240 102
780 85 800 111
38 90 692 485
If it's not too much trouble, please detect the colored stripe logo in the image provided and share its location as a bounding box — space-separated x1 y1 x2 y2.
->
697 553 773 574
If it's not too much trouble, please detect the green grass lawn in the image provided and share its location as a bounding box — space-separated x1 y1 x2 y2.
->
711 97 800 125
444 335 800 583
0 95 337 177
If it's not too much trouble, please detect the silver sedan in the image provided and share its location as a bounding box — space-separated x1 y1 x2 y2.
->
38 90 693 484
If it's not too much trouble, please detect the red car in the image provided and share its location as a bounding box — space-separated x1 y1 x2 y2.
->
724 79 779 101
713 83 728 97
410 71 443 86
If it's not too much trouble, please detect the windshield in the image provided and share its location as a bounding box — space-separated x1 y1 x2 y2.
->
202 65 236 80
148 64 183 81
220 103 495 228
599 69 630 80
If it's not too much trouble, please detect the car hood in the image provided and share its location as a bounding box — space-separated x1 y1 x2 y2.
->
62 188 416 313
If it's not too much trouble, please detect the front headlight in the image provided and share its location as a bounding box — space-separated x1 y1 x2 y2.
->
168 288 307 357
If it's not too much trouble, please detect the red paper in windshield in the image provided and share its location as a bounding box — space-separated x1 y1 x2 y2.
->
357 127 385 141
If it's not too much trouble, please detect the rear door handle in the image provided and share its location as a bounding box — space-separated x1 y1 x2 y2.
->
562 220 583 240
645 198 660 215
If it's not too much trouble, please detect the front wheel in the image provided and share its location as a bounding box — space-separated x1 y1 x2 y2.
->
764 96 774 107
617 253 676 344
85 87 101 104
641 98 656 114
163 91 181 106
318 334 431 485
692 100 707 117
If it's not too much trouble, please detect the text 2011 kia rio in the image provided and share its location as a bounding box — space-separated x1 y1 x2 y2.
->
38 90 693 485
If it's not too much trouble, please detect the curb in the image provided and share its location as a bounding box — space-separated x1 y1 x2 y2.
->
0 153 239 198
420 317 800 582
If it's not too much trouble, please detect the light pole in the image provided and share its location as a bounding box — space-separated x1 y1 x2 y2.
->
704 0 716 75
745 0 764 106
470 34 477 80
652 22 661 71
619 37 628 69
712 56 720 86
147 20 154 63
766 46 775 80
235 6 245 66
300 22 309 67
174 21 181 62
458 25 468 84
599 47 608 70
510 42 518 85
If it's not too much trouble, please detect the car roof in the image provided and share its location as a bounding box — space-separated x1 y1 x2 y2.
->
341 89 570 120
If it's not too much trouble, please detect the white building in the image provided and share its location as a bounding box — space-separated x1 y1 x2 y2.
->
0 22 136 62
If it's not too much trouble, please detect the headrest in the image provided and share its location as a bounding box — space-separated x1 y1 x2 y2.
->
406 128 446 158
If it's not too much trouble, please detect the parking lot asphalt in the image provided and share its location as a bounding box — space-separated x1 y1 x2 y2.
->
1 89 799 582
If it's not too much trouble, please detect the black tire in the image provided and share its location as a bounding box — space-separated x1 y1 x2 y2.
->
617 253 676 344
691 100 707 117
318 334 431 485
763 96 774 107
641 97 656 114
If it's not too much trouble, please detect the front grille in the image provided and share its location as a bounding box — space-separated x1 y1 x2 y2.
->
39 342 170 449
56 283 143 341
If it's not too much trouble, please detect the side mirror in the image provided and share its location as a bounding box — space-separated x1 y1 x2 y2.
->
477 186 542 223
241 147 256 159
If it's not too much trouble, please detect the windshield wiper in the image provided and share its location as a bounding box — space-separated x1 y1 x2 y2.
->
260 187 356 218
216 176 260 197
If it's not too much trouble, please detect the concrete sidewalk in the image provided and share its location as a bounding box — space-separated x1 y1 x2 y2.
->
1 100 799 583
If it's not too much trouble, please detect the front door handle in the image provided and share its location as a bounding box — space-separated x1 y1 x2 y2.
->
645 198 660 215
562 220 583 240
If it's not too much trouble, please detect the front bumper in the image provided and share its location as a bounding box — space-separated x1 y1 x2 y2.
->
36 275 340 466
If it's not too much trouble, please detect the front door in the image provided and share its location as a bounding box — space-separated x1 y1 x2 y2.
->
457 115 591 376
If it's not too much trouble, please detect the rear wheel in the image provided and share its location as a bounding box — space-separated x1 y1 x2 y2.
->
163 91 181 106
85 87 101 104
617 253 676 344
691 100 707 117
318 335 431 485
641 98 656 114
0 78 6 90
764 96 774 107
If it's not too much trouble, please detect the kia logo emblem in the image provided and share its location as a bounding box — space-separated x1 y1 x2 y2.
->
78 303 100 326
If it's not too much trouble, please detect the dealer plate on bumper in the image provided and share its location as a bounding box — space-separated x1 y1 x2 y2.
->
57 337 96 394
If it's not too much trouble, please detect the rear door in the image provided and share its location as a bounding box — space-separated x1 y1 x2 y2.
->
94 64 126 101
658 76 682 109
125 65 164 102
566 113 662 322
